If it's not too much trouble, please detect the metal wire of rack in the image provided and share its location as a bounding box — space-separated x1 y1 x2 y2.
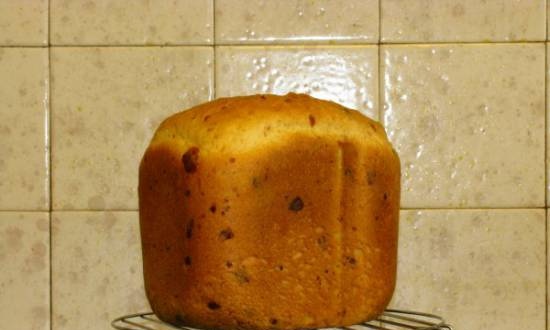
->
112 310 453 330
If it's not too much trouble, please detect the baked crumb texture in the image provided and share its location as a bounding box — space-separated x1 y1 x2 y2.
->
139 93 400 330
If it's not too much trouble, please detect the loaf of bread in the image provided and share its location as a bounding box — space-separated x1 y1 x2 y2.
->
139 93 400 330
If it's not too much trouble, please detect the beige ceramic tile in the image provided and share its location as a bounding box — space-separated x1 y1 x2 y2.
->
216 46 378 119
392 209 545 330
51 0 213 45
0 0 47 45
382 44 545 208
381 0 545 42
0 48 49 210
51 47 213 210
52 211 148 330
0 212 50 330
216 0 378 44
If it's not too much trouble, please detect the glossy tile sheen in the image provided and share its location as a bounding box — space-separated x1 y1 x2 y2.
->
381 0 545 42
216 46 378 119
0 212 50 330
0 0 48 45
216 0 378 44
51 47 213 210
0 48 49 210
52 211 148 330
51 0 213 45
382 44 545 208
392 209 545 330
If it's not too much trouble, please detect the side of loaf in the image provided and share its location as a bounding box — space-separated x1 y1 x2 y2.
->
139 93 400 330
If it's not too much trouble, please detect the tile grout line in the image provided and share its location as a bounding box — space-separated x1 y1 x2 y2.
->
213 0 217 99
47 0 52 329
377 0 382 122
0 45 49 48
3 40 549 48
545 1 548 327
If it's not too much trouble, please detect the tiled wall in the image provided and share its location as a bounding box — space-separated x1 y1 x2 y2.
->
0 1 547 330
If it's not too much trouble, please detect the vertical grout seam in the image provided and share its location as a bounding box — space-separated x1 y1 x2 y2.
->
47 0 53 329
545 1 548 328
544 1 548 329
378 0 383 123
212 0 217 100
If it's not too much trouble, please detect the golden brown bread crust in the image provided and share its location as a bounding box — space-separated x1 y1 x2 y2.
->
139 93 400 330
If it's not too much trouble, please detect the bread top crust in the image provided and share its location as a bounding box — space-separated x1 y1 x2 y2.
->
148 93 393 155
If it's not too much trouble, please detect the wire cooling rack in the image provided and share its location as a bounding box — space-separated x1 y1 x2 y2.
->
112 309 453 330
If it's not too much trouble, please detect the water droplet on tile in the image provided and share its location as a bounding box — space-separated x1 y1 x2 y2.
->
165 64 175 74
311 81 321 91
252 82 258 90
261 85 269 93
318 7 325 15
244 29 253 38
298 10 304 17
399 94 408 101
205 23 211 28
415 144 424 159
301 56 314 66
245 72 252 79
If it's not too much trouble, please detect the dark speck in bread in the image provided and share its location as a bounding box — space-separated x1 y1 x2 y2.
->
186 219 194 239
182 147 199 173
219 228 234 240
289 197 304 212
207 301 221 310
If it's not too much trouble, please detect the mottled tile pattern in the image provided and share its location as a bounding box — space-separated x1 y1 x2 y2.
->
0 48 49 210
393 209 545 330
216 0 378 44
0 212 50 330
51 0 213 45
0 0 48 45
51 47 213 210
0 2 548 329
217 46 378 119
52 211 148 330
381 0 546 42
382 44 545 208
